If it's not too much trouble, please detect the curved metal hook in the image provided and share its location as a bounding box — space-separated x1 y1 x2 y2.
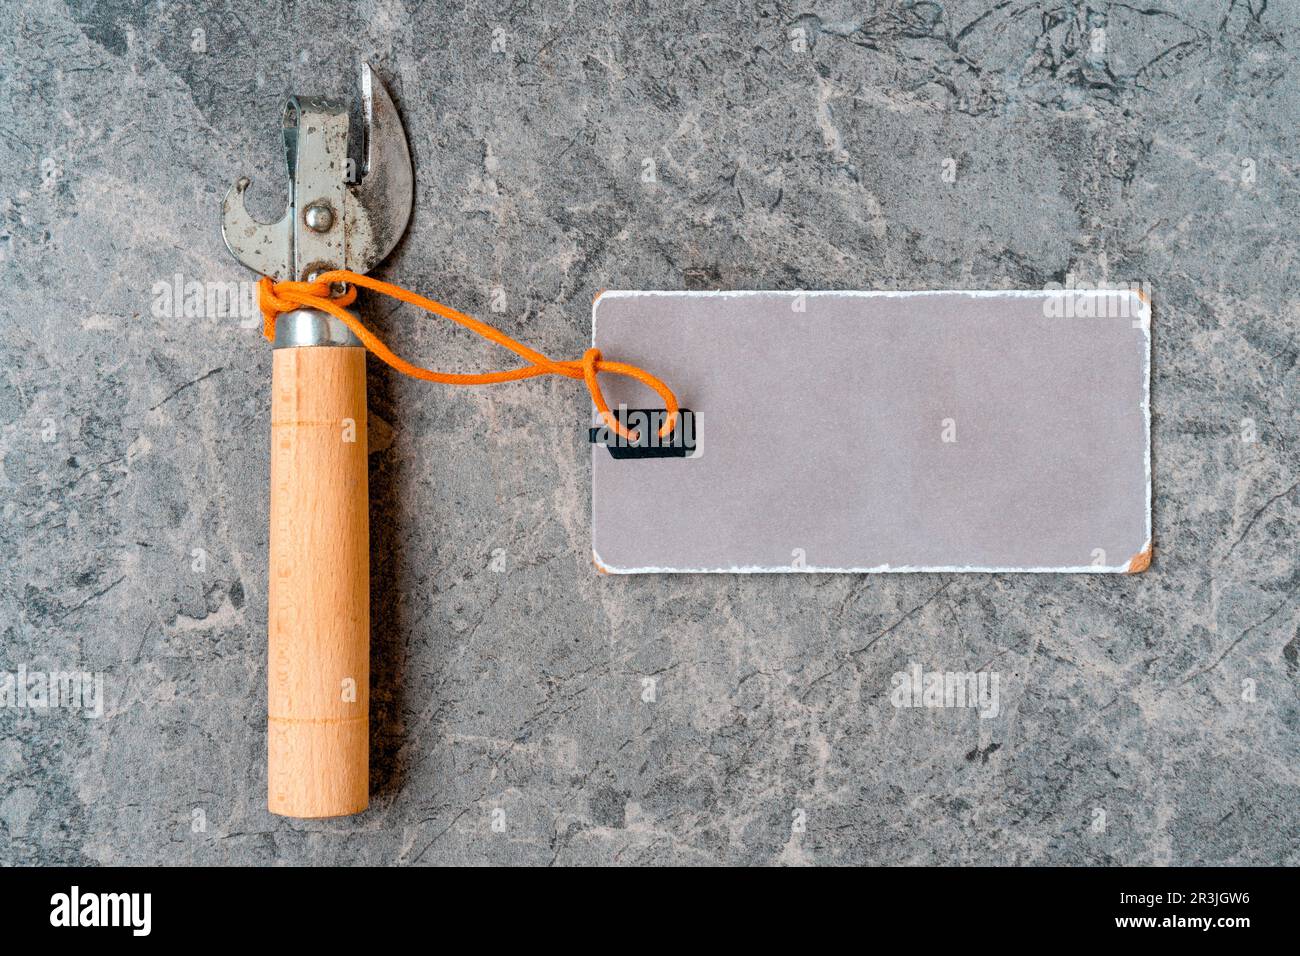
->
220 177 292 280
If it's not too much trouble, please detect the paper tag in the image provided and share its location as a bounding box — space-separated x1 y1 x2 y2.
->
591 290 1151 574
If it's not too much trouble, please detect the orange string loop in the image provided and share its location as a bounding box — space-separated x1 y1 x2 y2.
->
256 270 677 442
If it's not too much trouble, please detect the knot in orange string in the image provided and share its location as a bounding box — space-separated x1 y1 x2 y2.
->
257 270 677 443
257 276 357 339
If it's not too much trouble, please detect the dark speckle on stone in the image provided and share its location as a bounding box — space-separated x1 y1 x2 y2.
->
966 743 1002 765
589 786 628 829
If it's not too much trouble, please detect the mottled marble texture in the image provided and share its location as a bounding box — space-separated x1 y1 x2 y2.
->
0 0 1296 865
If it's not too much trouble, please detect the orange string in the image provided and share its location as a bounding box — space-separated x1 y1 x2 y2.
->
257 270 678 442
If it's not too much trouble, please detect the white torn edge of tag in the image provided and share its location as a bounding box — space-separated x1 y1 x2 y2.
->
591 288 1153 576
592 552 1140 574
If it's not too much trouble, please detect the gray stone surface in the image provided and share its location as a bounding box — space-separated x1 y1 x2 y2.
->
0 0 1296 865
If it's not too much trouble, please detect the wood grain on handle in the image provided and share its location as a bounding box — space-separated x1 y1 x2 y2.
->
268 346 369 817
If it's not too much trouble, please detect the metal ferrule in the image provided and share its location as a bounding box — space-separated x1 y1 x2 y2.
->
273 308 364 348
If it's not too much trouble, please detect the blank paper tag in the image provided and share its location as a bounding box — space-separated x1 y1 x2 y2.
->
591 290 1150 574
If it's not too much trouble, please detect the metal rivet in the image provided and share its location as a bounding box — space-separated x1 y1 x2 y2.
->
303 203 335 232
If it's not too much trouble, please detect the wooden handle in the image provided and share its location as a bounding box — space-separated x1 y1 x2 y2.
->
267 345 369 817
